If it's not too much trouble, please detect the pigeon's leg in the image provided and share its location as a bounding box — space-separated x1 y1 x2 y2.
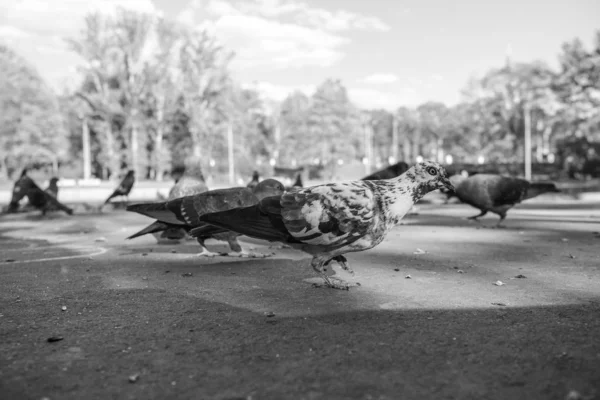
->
221 235 273 258
495 214 507 228
195 238 221 257
467 210 487 221
310 257 350 290
325 255 354 276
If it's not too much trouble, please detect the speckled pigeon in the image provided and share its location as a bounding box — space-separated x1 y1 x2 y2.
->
199 161 453 289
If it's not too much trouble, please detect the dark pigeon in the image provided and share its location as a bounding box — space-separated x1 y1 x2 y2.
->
129 158 209 242
362 161 409 181
45 177 59 198
292 173 303 188
453 174 561 226
247 170 260 189
103 170 135 207
126 179 285 257
199 162 453 289
7 174 73 215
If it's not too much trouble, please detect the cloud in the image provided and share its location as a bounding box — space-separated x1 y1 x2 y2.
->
0 0 160 91
209 14 347 69
360 73 399 84
201 0 390 32
177 0 388 70
0 25 32 38
430 74 444 81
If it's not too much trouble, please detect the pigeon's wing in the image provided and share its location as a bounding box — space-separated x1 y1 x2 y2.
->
179 188 257 226
37 190 73 214
280 183 375 249
127 201 187 225
488 177 529 206
127 221 174 240
121 174 135 193
196 195 296 243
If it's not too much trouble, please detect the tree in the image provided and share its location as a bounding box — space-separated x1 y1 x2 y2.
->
395 107 419 163
307 79 362 171
279 91 311 164
175 28 233 160
0 44 68 178
553 30 600 140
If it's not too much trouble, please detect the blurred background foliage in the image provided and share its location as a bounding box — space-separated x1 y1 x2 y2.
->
1 9 599 182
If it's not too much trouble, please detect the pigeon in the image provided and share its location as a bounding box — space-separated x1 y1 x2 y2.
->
103 170 135 208
45 177 59 198
7 174 73 215
291 173 304 189
441 174 467 203
247 170 260 189
362 161 409 180
453 174 561 226
129 158 209 242
126 179 285 257
199 161 454 289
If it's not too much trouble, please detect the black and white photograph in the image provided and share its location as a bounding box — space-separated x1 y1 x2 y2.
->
1 0 599 399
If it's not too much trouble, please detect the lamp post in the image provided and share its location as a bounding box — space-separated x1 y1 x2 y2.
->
524 96 532 180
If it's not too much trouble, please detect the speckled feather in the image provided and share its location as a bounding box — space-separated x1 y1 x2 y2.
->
200 161 452 258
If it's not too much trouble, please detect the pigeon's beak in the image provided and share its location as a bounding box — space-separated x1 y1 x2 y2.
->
438 177 455 192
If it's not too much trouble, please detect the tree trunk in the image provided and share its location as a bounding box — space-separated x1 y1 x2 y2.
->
82 117 91 180
105 125 119 180
412 129 421 162
403 131 411 163
130 109 139 178
391 115 399 163
154 129 164 181
154 94 166 182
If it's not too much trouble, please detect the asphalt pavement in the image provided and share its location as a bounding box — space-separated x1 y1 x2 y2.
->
0 201 599 400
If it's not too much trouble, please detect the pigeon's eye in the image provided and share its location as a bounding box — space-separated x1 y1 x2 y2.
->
426 167 437 176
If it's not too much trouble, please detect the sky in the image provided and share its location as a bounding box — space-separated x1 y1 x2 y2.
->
1 0 598 110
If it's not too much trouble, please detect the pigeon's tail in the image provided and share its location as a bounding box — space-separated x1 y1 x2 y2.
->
127 221 172 240
103 190 118 205
198 203 289 243
126 201 185 226
43 191 73 215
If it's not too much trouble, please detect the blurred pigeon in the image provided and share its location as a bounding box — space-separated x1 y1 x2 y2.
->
199 161 453 289
441 174 467 203
362 161 409 180
127 179 285 257
292 173 303 188
45 177 59 198
130 158 209 242
7 175 73 215
103 170 135 207
247 170 260 189
454 174 561 226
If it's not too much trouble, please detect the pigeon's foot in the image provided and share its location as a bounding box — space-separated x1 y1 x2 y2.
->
224 251 275 258
196 249 221 257
312 275 351 290
335 259 355 276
